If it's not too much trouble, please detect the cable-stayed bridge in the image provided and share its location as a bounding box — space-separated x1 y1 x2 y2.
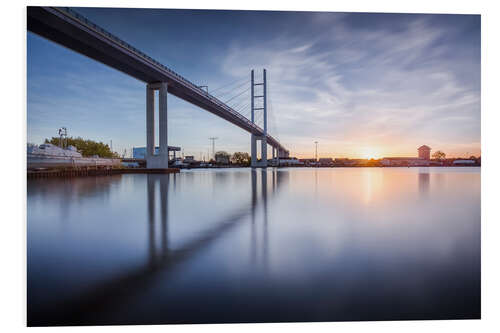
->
27 6 289 168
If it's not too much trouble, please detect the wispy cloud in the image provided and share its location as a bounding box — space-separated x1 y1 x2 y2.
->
219 14 480 157
27 10 480 158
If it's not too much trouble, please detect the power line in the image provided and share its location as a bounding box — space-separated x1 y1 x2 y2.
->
209 137 218 160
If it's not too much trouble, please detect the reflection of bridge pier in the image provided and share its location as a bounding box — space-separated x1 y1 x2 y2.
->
147 174 171 267
249 169 271 270
251 170 257 264
30 170 286 325
262 169 269 270
147 175 157 266
160 175 169 261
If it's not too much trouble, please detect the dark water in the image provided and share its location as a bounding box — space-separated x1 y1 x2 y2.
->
27 167 480 326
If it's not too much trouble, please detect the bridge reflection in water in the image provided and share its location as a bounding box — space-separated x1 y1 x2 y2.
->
29 169 284 326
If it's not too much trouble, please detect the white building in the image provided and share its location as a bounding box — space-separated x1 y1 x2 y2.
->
453 159 476 165
278 157 303 166
381 157 430 167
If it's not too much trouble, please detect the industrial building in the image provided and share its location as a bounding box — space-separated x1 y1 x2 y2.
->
132 146 181 160
418 145 431 160
381 145 432 167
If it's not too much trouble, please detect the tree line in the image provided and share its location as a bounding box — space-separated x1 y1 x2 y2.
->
45 136 119 158
214 151 251 166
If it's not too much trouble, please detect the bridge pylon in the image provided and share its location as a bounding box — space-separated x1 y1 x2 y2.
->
146 82 169 168
251 69 268 168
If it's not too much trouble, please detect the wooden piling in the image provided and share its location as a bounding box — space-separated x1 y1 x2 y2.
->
27 167 180 179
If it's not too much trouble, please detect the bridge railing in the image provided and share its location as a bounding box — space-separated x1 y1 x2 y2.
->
56 7 286 151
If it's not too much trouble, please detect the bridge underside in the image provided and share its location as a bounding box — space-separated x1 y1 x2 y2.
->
27 7 289 168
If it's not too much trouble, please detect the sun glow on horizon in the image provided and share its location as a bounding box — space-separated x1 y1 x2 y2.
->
359 147 383 160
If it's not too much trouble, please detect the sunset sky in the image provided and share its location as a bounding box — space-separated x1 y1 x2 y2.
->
27 8 480 159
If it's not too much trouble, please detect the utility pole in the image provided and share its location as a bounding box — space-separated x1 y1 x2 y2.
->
209 137 218 160
58 127 67 149
315 141 318 162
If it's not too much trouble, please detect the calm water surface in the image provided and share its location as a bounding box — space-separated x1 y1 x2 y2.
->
27 167 480 325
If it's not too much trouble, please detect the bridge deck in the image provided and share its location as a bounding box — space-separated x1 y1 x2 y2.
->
27 6 288 153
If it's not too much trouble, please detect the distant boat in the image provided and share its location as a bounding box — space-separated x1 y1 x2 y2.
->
28 143 83 158
27 143 120 169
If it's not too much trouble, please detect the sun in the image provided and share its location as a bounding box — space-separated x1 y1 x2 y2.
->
360 147 381 159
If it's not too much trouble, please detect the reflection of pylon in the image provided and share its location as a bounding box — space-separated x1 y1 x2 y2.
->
209 137 218 160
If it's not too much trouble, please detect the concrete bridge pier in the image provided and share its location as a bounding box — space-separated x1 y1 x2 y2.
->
277 148 289 159
251 134 268 168
146 82 169 168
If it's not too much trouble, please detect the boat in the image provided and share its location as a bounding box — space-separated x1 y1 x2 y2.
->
27 143 121 170
28 143 83 158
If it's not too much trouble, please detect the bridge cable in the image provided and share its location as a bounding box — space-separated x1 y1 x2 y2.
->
223 86 251 105
236 102 252 119
211 80 250 100
227 89 250 109
267 71 280 140
209 76 248 95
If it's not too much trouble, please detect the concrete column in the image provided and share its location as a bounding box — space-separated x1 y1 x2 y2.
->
251 134 257 168
261 137 267 167
146 82 169 169
159 83 168 159
251 135 267 168
146 85 155 158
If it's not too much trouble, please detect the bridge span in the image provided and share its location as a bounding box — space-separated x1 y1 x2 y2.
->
27 6 290 168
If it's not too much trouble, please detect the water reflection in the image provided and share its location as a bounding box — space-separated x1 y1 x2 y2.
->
418 170 430 197
27 168 480 326
147 174 171 266
29 169 279 326
249 170 273 271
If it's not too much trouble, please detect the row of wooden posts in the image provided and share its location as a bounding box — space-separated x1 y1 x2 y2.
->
27 166 180 179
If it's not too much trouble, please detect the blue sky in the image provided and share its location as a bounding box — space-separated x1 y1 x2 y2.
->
27 8 480 159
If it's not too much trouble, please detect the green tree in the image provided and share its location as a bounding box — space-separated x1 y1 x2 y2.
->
45 136 119 158
432 150 446 160
231 152 251 166
214 151 231 165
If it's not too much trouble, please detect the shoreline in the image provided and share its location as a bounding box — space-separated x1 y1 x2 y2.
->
27 164 480 179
